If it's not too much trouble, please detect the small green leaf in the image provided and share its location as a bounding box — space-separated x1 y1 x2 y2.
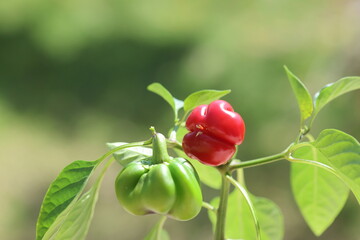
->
291 146 349 236
147 82 184 120
107 142 152 166
36 160 99 240
183 89 231 112
314 77 360 117
144 216 169 240
208 191 283 240
284 66 313 123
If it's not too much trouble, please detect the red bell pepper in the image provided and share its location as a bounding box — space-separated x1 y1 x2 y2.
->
182 100 245 166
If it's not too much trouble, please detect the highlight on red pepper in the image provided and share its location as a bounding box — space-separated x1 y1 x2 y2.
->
182 100 245 166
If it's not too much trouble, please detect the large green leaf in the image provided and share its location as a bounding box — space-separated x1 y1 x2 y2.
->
314 129 360 203
253 197 284 240
144 217 169 240
291 129 360 203
107 142 152 166
147 82 184 120
291 146 349 236
36 160 100 240
208 191 284 240
42 184 100 240
183 89 231 112
284 66 313 123
42 158 114 240
314 77 360 117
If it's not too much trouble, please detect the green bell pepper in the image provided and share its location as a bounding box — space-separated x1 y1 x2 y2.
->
115 131 202 221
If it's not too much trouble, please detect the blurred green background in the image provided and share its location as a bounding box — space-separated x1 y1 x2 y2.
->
0 0 359 239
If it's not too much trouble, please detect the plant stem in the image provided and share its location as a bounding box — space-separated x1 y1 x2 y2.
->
167 139 183 151
169 111 189 141
226 175 261 240
214 171 231 240
202 201 216 212
100 139 152 164
287 155 341 180
94 157 116 186
229 151 287 172
156 216 167 240
305 133 315 142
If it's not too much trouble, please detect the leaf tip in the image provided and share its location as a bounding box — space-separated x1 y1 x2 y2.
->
146 82 160 91
310 225 326 237
284 66 296 79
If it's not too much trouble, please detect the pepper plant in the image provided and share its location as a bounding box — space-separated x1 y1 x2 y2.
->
36 66 360 240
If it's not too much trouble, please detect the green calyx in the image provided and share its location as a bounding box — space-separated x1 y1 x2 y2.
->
115 130 202 221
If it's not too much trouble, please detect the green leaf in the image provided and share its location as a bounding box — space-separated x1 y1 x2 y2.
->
144 216 169 240
174 148 221 189
208 191 283 240
36 160 99 240
291 129 360 203
42 158 114 240
314 77 360 116
291 146 349 236
107 142 152 166
226 175 261 240
312 129 360 203
42 184 100 240
284 66 313 123
253 197 284 240
188 158 221 189
183 89 231 112
147 82 184 120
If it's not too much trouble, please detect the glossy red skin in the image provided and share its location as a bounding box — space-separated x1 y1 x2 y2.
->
183 100 245 166
182 131 236 166
186 100 245 145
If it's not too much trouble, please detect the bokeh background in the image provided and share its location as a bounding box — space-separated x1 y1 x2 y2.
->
0 0 359 239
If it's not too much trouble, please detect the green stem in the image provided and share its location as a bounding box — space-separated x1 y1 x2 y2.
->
178 111 189 127
156 216 167 240
99 139 152 165
229 151 287 172
94 157 116 186
295 125 310 144
166 139 183 151
285 142 344 182
202 201 216 212
305 133 315 142
214 171 231 240
169 111 189 141
226 175 261 240
287 155 341 180
308 112 318 132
